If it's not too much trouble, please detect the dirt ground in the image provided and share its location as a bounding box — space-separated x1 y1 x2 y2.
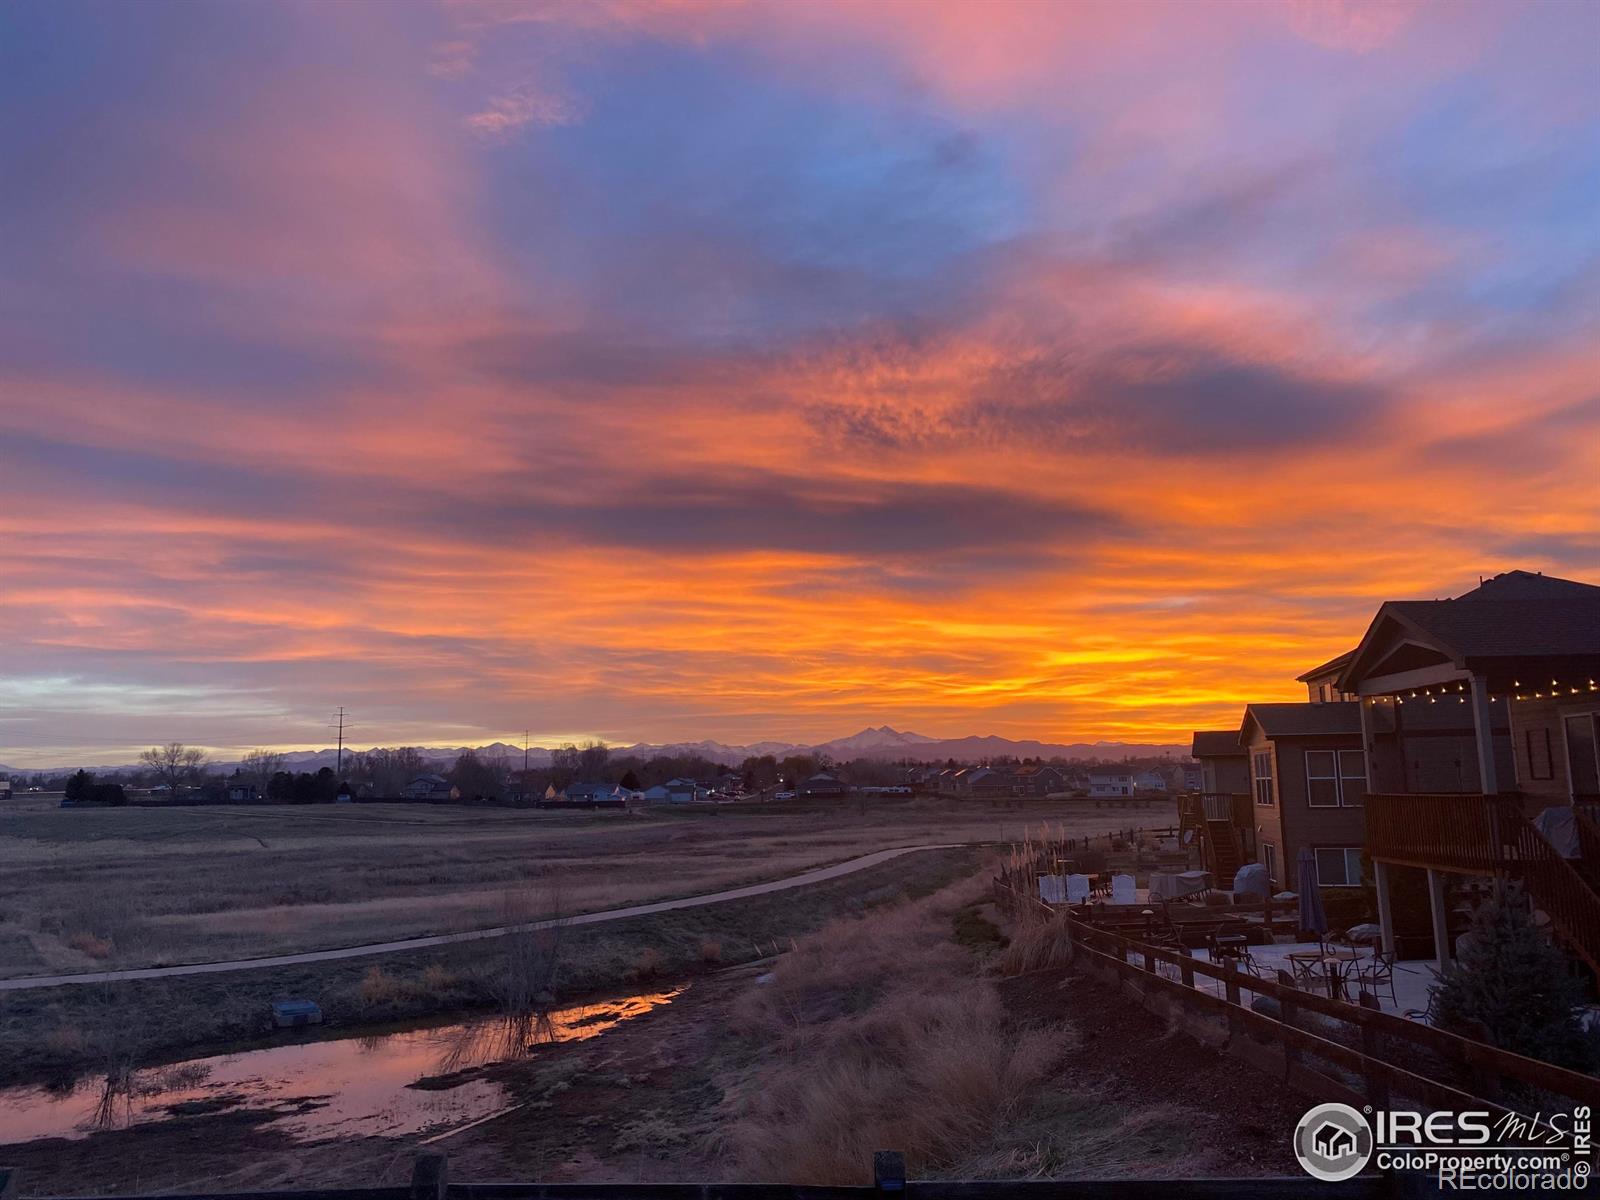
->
996 964 1303 1176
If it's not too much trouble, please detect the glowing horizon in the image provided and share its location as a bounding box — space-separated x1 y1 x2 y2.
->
3 1 1597 767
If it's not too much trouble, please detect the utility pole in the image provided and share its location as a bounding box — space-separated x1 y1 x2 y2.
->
331 707 348 777
523 729 530 779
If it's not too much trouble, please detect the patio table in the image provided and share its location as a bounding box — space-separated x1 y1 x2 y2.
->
1286 949 1360 1000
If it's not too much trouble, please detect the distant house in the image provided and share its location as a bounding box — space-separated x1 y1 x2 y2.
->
968 768 1017 798
1134 769 1168 793
1088 770 1134 798
1190 731 1249 795
1238 702 1366 889
335 782 355 804
226 780 259 802
663 777 702 803
1297 649 1358 705
949 766 991 795
405 774 458 801
1182 762 1203 790
562 781 615 803
798 772 847 797
1185 730 1255 886
1013 764 1067 797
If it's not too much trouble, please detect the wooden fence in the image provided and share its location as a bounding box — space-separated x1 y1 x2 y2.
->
991 877 1600 1125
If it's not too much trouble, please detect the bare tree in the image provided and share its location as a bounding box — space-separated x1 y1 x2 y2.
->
240 748 285 791
138 743 208 794
577 740 610 780
365 746 428 796
495 871 568 1017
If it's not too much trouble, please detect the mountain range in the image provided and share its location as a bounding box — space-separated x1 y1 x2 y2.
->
4 726 1187 775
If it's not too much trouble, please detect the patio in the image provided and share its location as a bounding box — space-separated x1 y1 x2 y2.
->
1187 940 1441 1018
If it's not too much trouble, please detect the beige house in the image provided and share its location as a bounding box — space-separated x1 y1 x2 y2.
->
1338 570 1600 977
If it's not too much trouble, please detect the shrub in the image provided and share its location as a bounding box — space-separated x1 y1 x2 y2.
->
629 946 665 980
67 932 113 959
358 965 399 1007
727 876 1072 1183
1431 883 1595 1071
996 912 1074 976
699 939 723 965
420 963 458 993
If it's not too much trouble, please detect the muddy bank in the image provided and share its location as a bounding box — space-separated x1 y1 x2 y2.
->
0 988 684 1147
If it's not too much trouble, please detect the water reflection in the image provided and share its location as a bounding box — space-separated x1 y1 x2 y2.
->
0 987 683 1146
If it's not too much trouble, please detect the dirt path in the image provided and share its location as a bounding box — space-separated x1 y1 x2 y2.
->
0 844 963 992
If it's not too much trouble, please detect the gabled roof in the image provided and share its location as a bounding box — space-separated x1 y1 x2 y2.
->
1191 730 1244 757
1296 649 1355 683
1240 702 1361 740
1380 598 1600 659
1337 572 1600 693
1454 570 1600 601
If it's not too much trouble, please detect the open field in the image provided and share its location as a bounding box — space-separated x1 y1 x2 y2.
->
0 846 986 1092
0 794 1175 979
0 853 1302 1195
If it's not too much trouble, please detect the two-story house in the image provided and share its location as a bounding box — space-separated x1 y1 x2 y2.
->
1338 570 1600 976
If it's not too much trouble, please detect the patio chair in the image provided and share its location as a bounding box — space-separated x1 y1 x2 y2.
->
1355 946 1398 1007
1288 950 1327 989
1208 931 1261 976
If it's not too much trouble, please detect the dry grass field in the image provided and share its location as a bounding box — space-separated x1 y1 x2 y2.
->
0 793 1176 978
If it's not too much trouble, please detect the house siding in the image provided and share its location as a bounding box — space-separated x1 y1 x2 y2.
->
1243 732 1365 887
1512 695 1600 803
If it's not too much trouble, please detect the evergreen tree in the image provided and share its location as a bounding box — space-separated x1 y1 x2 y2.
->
1431 882 1595 1070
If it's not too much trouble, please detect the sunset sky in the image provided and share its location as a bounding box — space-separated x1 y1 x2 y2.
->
2 0 1598 767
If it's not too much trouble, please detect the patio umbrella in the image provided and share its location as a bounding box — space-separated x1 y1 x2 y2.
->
1297 847 1328 939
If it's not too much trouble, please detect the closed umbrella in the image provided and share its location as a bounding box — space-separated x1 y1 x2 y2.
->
1297 847 1328 940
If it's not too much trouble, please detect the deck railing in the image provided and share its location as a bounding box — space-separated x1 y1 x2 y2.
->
1366 793 1600 975
1364 792 1510 873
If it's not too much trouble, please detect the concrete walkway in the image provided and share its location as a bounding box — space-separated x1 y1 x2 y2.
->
0 843 964 992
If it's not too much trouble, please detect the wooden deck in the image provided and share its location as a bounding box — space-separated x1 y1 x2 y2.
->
1365 792 1600 975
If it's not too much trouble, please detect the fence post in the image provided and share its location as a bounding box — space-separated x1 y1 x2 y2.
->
874 1149 907 1194
1178 944 1195 988
1459 1017 1504 1105
1277 969 1302 1079
0 1168 18 1200
410 1150 447 1200
1358 991 1391 1110
1222 956 1243 1042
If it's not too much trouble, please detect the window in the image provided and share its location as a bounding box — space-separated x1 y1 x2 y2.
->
1314 847 1364 887
1566 714 1600 798
1252 750 1275 806
1261 841 1278 884
1525 728 1555 781
1306 750 1339 807
1339 749 1367 806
